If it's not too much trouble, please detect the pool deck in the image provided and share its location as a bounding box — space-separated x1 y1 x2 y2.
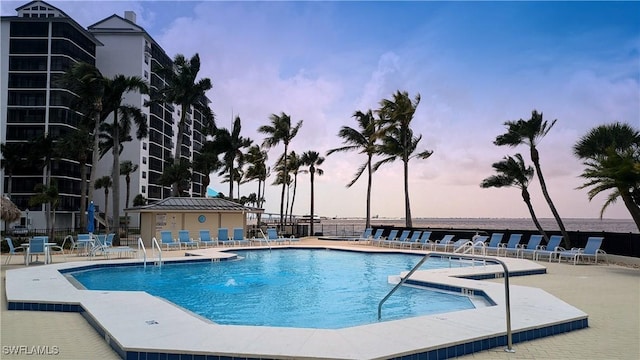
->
2 237 639 359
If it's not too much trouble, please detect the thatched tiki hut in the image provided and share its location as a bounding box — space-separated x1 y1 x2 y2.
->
1 196 22 223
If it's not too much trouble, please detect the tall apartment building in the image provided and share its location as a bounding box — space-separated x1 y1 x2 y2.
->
0 0 101 230
1 1 209 231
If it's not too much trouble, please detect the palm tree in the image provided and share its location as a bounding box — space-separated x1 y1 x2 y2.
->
494 110 570 247
100 75 148 242
160 159 192 197
29 182 59 241
0 142 24 232
258 112 303 227
0 142 24 199
286 151 302 224
327 110 380 229
573 122 640 231
481 154 549 242
156 53 214 195
193 140 223 197
56 128 92 230
94 175 112 233
301 151 325 236
212 116 252 200
27 134 58 233
120 160 138 209
376 91 433 227
244 145 269 224
58 62 106 214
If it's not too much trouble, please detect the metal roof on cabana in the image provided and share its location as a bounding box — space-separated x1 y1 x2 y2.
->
125 197 263 213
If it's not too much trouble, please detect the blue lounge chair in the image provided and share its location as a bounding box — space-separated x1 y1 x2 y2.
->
518 234 544 259
432 234 455 252
217 228 235 246
534 235 564 262
500 233 523 257
266 228 292 245
385 230 410 247
351 228 372 244
369 229 385 246
402 231 423 248
4 237 25 265
557 236 607 265
379 229 398 247
159 230 181 250
451 239 471 253
198 230 218 247
233 228 251 246
483 233 504 255
411 231 433 250
178 230 199 249
469 235 489 255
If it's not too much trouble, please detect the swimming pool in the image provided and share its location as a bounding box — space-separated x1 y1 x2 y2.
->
69 249 481 329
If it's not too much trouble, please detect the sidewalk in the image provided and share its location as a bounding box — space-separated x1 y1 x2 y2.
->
1 239 639 359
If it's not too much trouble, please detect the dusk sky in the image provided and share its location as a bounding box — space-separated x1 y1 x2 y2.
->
4 1 639 220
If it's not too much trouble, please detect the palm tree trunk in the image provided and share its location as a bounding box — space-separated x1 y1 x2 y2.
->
522 188 549 242
310 169 315 236
88 114 100 206
173 110 187 197
531 146 570 247
104 189 110 233
366 156 372 229
112 110 121 245
620 190 640 232
290 174 298 224
280 146 288 228
79 158 87 230
403 159 412 228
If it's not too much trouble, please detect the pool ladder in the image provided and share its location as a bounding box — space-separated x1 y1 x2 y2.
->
137 237 163 268
377 252 515 353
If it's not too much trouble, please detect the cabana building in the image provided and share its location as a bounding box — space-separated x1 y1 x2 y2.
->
126 197 263 246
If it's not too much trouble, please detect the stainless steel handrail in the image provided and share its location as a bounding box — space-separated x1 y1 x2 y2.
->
257 229 272 250
377 252 515 353
151 237 162 266
137 237 147 268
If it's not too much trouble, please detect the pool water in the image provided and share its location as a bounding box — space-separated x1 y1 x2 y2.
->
70 249 477 329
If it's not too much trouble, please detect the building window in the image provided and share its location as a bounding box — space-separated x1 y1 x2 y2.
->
144 70 148 79
142 171 147 179
142 157 147 164
141 186 146 193
142 142 147 150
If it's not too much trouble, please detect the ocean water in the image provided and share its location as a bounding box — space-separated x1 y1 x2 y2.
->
316 218 638 234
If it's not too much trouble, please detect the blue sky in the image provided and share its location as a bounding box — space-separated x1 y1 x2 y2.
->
3 1 639 220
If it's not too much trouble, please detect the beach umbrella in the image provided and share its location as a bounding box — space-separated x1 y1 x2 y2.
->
87 201 95 233
1 196 22 222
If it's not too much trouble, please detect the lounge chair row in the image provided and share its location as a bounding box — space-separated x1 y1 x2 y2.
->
157 228 300 250
354 228 607 264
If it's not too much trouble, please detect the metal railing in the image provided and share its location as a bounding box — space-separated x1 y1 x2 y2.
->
137 237 147 268
151 237 162 267
377 252 515 353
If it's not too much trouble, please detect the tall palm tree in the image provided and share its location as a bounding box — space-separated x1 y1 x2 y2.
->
327 110 380 229
120 160 138 209
212 116 252 200
285 151 302 224
193 140 223 197
0 142 24 200
58 62 106 215
100 75 148 242
244 145 269 223
301 151 325 237
156 53 214 195
481 154 549 242
258 112 303 227
160 159 192 197
376 91 433 227
0 142 24 232
27 134 58 233
56 128 92 229
494 110 570 247
29 182 59 240
94 175 112 233
573 122 640 231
